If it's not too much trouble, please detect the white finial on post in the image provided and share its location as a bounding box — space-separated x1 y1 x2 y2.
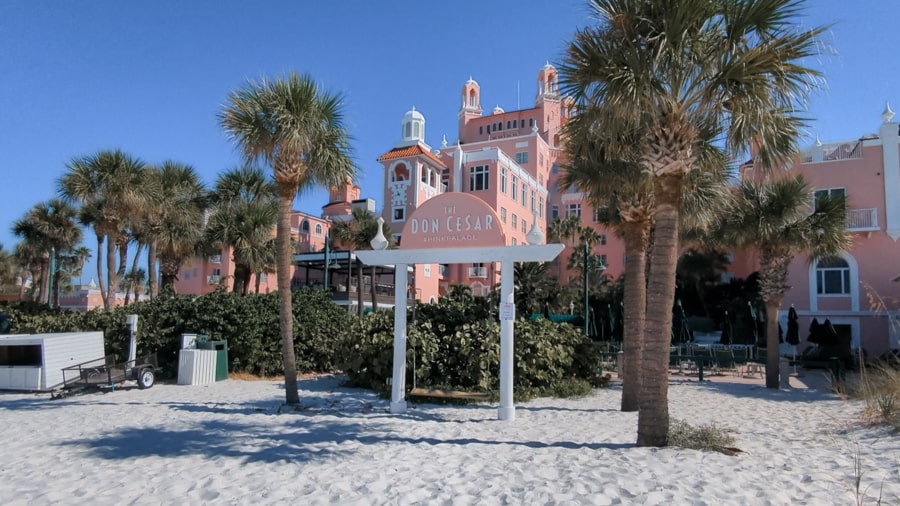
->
883 102 895 123
526 218 545 245
371 217 389 250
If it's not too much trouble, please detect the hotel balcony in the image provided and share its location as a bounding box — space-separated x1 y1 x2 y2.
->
846 208 879 232
209 255 222 264
207 275 221 284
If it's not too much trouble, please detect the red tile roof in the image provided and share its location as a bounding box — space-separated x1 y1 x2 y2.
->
376 144 447 168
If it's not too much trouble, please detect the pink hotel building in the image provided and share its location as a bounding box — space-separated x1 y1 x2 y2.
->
733 104 900 355
176 64 623 311
174 64 899 354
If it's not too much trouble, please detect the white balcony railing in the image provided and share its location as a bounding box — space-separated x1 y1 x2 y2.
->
209 255 222 264
467 267 488 278
847 208 879 231
207 275 221 285
801 141 863 163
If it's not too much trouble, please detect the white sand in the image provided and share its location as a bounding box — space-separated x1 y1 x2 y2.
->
0 374 897 505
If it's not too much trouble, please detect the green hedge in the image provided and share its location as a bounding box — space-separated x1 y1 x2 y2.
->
2 289 606 400
1 288 351 377
337 299 604 401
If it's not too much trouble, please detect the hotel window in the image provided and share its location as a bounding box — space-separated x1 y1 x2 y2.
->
498 122 502 131
593 208 603 223
515 152 528 164
599 234 607 245
530 191 536 213
393 207 405 221
479 126 483 135
512 176 518 199
469 165 489 191
507 121 511 129
521 185 526 206
522 220 527 233
816 257 851 295
513 120 517 128
551 205 559 219
566 203 581 218
500 207 507 223
529 118 535 127
511 238 517 245
501 167 507 194
598 254 608 267
814 188 846 209
539 153 544 167
441 169 449 191
511 214 518 228
301 220 310 233
421 167 428 183
315 224 323 235
538 197 544 217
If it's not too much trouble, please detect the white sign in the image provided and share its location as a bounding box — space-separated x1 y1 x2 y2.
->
499 302 515 321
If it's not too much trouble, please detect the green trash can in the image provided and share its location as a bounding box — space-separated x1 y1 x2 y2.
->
198 340 228 381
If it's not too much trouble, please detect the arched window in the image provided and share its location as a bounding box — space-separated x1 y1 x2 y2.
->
469 90 476 107
404 123 412 138
301 220 310 233
816 257 850 295
315 224 322 235
392 163 408 182
413 123 420 138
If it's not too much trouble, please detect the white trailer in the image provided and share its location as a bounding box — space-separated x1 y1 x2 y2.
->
0 332 105 391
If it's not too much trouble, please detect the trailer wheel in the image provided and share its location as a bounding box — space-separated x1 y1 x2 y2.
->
138 368 155 389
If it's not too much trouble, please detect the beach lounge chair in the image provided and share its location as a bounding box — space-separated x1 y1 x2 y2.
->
714 349 736 376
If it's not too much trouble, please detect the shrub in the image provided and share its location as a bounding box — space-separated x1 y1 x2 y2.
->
856 364 900 429
669 418 739 455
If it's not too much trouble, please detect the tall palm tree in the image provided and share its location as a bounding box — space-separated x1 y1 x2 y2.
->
204 166 278 295
12 199 83 306
58 150 148 310
561 0 825 446
220 72 355 405
330 207 392 316
143 161 207 298
717 175 850 388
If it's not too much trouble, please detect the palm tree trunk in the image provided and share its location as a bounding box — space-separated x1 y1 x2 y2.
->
147 239 158 300
51 249 61 307
759 249 791 389
370 265 378 312
620 220 649 412
356 260 364 317
96 233 108 309
116 238 128 280
638 175 682 447
39 256 50 305
277 187 299 405
105 232 117 311
18 273 28 301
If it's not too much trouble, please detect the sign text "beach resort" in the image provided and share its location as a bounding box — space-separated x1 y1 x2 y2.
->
409 206 494 243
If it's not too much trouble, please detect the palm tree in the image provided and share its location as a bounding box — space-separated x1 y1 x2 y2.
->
204 166 278 295
220 72 355 405
143 161 207 298
0 244 16 290
12 199 83 306
330 207 392 316
121 267 146 304
561 0 825 446
58 150 148 310
717 175 850 387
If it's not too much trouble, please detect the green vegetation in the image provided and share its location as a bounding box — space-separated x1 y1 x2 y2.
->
2 289 607 401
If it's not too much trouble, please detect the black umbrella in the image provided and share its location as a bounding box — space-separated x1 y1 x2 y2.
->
748 301 760 346
672 299 692 344
786 306 800 346
720 310 733 345
807 318 823 344
821 318 839 347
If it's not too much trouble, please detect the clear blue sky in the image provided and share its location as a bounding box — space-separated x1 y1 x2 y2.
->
2 0 898 264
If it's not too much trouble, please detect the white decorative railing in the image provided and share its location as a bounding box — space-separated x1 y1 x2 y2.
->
209 255 222 264
207 275 221 285
846 208 878 231
468 267 488 278
801 141 863 163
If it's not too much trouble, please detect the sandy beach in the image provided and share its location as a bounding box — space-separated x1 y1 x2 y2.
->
0 373 896 505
